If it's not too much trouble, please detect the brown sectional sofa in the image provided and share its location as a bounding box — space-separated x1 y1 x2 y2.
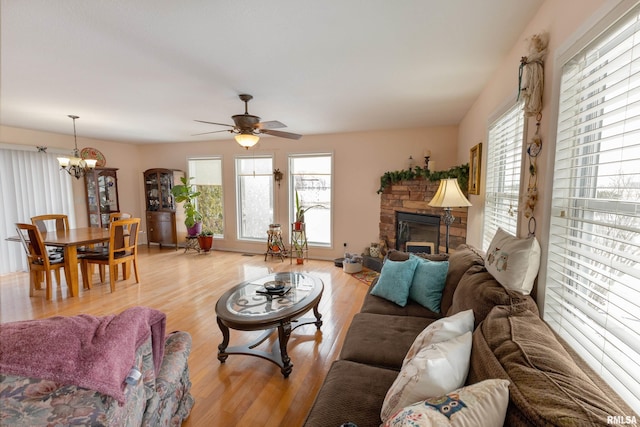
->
304 245 637 427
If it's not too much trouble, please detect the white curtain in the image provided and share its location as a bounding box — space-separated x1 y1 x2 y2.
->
0 148 75 274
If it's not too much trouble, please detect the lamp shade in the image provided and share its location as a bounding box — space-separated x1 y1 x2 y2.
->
235 133 259 149
428 178 472 208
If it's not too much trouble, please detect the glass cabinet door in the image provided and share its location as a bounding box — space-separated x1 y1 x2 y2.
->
85 168 119 228
144 169 177 211
145 172 161 211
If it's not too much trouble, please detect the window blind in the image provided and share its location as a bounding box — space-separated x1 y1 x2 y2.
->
482 102 525 250
545 4 640 413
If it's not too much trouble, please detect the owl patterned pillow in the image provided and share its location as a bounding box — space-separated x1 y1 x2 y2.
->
383 379 510 427
484 228 540 295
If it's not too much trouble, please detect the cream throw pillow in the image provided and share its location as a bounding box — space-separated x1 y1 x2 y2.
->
382 379 510 427
402 309 474 369
484 227 540 295
381 332 473 422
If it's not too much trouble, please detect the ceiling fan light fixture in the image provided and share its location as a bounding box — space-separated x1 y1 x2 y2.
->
235 132 259 149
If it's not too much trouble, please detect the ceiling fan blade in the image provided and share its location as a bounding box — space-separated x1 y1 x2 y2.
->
256 120 286 130
194 120 235 127
261 129 303 140
191 129 233 136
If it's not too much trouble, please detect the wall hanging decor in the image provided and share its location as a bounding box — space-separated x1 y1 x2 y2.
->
469 143 482 195
519 32 548 236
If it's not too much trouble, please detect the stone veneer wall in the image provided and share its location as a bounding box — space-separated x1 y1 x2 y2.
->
379 178 468 253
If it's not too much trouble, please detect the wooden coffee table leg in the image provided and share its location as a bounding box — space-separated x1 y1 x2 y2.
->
217 317 230 363
313 303 323 329
277 321 293 377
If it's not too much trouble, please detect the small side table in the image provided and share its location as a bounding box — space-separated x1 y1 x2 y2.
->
184 235 200 253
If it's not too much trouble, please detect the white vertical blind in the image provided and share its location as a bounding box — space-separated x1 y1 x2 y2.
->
0 148 75 274
545 4 640 413
482 102 525 250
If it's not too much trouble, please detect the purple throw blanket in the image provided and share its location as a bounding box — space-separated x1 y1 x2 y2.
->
0 306 166 404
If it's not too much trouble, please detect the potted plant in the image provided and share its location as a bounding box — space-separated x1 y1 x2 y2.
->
294 190 321 231
197 229 214 252
170 176 203 236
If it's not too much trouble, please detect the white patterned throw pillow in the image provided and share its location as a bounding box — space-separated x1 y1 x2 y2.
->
380 332 473 422
484 227 540 295
402 309 474 369
383 379 510 427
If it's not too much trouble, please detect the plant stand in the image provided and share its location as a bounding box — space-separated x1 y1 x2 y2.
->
290 222 308 264
184 235 200 253
265 228 288 261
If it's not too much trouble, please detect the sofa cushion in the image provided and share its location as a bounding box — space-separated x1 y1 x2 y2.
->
370 256 419 306
360 288 442 319
469 305 630 426
447 264 538 328
340 313 434 369
383 379 510 427
303 360 398 427
381 331 472 422
440 244 486 315
408 254 449 313
340 313 433 371
484 227 541 295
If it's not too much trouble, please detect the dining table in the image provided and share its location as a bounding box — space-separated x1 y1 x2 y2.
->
8 227 111 298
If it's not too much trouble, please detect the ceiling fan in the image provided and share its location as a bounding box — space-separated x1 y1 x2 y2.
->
194 94 302 149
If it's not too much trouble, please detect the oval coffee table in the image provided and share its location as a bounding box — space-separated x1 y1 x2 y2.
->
215 272 323 377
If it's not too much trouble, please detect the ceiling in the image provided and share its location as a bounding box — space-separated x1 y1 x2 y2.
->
0 0 544 144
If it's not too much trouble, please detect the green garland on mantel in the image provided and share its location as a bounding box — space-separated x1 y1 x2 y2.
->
377 164 470 194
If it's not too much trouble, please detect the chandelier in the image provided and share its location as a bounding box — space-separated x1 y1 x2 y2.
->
57 115 97 179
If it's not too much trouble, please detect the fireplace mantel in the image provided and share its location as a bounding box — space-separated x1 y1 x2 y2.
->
379 178 468 253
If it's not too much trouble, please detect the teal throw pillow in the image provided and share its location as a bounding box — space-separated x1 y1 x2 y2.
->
409 254 450 313
370 256 419 306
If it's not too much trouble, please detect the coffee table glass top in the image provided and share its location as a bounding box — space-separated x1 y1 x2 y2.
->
224 272 321 317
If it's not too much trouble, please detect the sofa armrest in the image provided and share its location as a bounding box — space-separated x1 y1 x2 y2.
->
155 331 192 397
142 331 194 426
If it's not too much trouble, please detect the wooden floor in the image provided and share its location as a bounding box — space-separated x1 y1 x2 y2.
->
0 246 370 427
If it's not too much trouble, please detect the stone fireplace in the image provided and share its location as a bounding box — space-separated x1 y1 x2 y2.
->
379 178 468 253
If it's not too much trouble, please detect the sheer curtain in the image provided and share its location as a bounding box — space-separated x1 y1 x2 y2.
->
0 148 75 274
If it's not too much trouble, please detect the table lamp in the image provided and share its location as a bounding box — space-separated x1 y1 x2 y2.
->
428 178 472 253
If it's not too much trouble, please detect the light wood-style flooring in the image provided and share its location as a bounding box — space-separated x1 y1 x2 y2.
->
0 246 370 427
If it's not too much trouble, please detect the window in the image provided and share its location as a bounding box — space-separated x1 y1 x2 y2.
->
545 5 640 413
289 154 332 246
236 155 273 241
482 102 525 250
188 158 223 237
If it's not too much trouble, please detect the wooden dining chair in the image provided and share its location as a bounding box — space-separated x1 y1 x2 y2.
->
15 223 66 300
109 212 132 279
109 212 132 222
80 218 141 293
31 214 69 233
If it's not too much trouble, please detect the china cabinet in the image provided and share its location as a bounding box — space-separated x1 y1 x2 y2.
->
85 168 119 228
143 168 185 249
